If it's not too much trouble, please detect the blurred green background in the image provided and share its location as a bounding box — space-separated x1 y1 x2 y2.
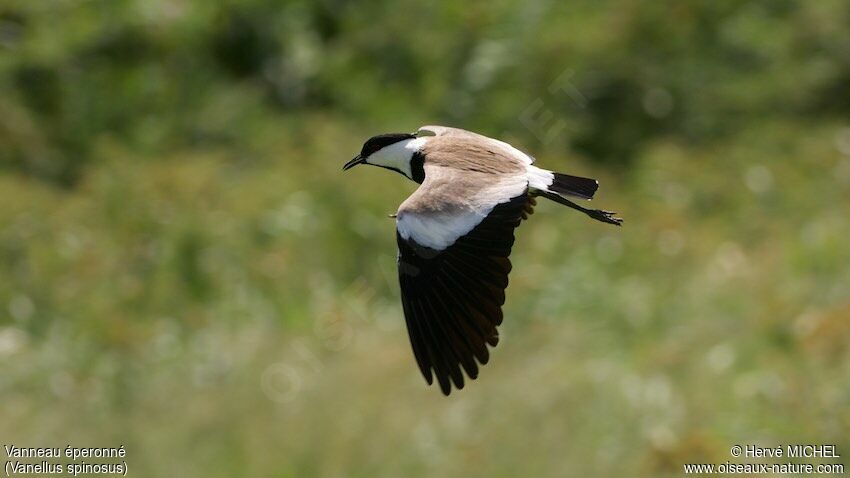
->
1 0 849 476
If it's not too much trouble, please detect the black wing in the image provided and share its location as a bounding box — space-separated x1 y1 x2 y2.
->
396 193 529 395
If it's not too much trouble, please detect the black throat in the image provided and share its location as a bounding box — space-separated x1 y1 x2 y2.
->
410 151 425 184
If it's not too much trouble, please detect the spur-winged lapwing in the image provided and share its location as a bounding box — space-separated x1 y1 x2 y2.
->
344 125 622 395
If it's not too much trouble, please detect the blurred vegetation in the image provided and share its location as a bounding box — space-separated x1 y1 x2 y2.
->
1 0 849 477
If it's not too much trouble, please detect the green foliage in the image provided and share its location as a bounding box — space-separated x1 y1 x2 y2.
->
1 1 849 476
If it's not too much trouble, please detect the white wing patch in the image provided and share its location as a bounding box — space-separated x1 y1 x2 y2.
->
397 209 488 250
396 169 528 250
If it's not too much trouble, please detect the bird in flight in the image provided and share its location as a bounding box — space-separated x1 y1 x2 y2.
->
344 125 622 395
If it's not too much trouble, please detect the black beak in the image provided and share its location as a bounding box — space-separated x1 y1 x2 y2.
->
343 154 365 171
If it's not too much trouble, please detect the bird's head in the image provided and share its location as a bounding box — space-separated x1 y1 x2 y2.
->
343 132 424 181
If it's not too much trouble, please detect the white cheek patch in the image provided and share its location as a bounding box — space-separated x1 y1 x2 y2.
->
367 138 427 179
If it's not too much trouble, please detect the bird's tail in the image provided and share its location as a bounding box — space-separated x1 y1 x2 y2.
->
548 172 599 200
525 165 597 200
526 165 622 226
526 165 598 199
